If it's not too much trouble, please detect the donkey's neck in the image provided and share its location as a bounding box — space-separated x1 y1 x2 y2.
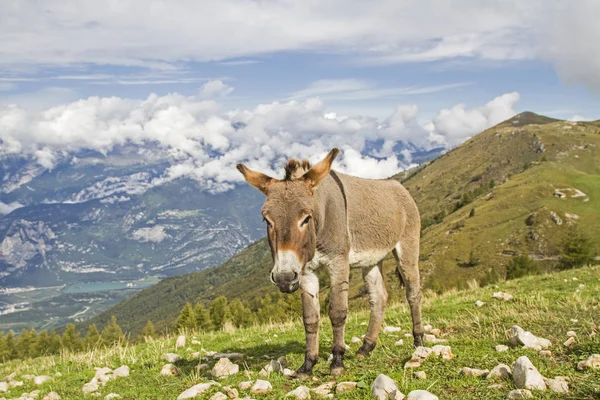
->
312 171 350 251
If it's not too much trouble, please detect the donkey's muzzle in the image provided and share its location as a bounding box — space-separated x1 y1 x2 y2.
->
273 271 300 293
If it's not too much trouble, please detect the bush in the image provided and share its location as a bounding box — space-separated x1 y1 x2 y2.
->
506 255 539 280
559 228 595 269
469 208 475 218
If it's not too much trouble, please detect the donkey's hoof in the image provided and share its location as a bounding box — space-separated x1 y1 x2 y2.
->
356 341 376 358
292 371 312 381
413 332 425 347
330 366 345 378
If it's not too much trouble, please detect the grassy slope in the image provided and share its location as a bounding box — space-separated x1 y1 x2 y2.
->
87 113 600 335
3 266 599 399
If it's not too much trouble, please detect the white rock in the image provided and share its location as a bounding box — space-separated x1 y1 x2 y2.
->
175 335 186 349
414 371 427 380
487 364 511 380
212 358 239 378
413 346 433 359
563 337 575 347
577 354 600 370
406 390 439 400
209 393 228 400
506 389 533 399
492 292 513 301
544 377 569 393
160 364 179 376
239 381 254 390
430 328 441 337
431 345 454 360
192 339 201 345
177 382 218 399
42 392 61 400
508 326 551 350
285 385 311 399
164 353 181 363
567 331 577 337
113 366 130 377
251 380 272 394
33 376 53 385
495 345 509 352
394 339 404 346
351 336 362 344
512 356 546 390
212 352 245 361
539 350 552 357
424 334 447 344
461 367 489 377
283 368 294 377
312 382 335 397
383 326 402 334
83 382 99 395
0 382 8 392
9 380 23 387
223 386 238 399
372 374 402 400
423 324 433 333
335 382 357 394
104 394 121 400
475 300 485 307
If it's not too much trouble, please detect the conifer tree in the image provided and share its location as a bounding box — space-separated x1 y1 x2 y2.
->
0 331 7 361
85 324 101 349
193 303 212 331
61 323 82 352
140 320 157 341
35 330 51 356
176 302 196 331
560 228 595 269
47 330 62 354
209 296 229 330
101 316 125 346
228 299 255 328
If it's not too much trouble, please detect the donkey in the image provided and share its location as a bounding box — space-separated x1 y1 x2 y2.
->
237 148 423 378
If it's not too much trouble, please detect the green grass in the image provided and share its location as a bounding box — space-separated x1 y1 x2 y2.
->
3 266 599 399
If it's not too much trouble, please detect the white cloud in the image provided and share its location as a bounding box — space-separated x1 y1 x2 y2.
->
200 80 234 98
0 87 521 192
0 82 16 92
568 114 588 122
0 201 24 215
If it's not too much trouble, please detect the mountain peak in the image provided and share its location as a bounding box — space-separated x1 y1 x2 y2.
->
502 111 561 127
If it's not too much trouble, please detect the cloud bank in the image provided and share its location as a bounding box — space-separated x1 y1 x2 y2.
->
0 82 519 192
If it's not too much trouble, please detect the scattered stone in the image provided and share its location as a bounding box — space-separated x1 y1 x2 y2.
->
22 375 34 381
544 377 569 393
0 382 9 392
104 395 121 400
423 324 433 333
82 382 99 395
209 393 228 400
160 364 179 376
507 326 551 350
461 367 489 377
54 372 62 377
550 211 562 225
492 292 514 301
336 382 357 394
495 345 509 352
404 333 413 338
424 334 447 344
42 392 61 400
175 335 186 349
475 300 485 307
283 368 294 377
312 382 335 397
9 380 24 388
383 326 402 334
512 356 546 390
394 339 404 346
372 374 402 400
192 339 201 345
488 383 504 389
164 353 181 363
487 364 511 380
570 319 578 323
222 386 238 399
113 366 129 377
414 371 427 380
577 354 600 370
285 385 311 399
33 376 52 385
212 352 245 361
506 389 533 399
196 363 210 372
251 380 272 395
430 328 441 337
177 382 218 399
212 358 240 378
406 390 439 400
563 337 575 347
431 345 454 360
404 347 433 368
239 381 254 390
351 336 362 344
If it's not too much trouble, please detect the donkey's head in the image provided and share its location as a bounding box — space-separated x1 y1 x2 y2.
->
237 148 340 293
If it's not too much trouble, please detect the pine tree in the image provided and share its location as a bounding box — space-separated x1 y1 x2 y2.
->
209 296 229 330
4 330 17 360
559 228 595 269
61 323 82 352
0 331 7 361
228 300 255 328
176 302 196 332
85 324 101 349
47 330 62 354
101 316 125 346
35 330 51 356
140 320 157 341
193 303 212 331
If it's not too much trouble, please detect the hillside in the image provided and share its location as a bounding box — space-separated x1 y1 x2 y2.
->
2 265 599 399
89 112 600 335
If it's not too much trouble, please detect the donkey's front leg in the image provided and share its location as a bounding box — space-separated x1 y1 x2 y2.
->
294 270 320 380
328 258 349 378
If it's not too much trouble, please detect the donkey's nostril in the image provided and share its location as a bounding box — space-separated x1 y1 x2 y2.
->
293 271 299 281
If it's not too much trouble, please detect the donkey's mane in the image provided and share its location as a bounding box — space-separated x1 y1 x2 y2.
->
284 159 312 181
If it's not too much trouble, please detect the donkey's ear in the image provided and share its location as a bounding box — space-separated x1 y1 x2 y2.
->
302 148 340 189
236 164 275 195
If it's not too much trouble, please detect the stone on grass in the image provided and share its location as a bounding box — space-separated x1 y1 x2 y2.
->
336 381 357 394
113 365 130 377
430 328 441 337
251 380 272 394
577 354 600 370
372 374 402 400
351 336 362 344
175 335 186 349
83 381 99 395
212 352 245 361
223 386 238 399
539 350 552 357
475 300 485 307
211 358 239 378
414 371 427 380
105 394 121 400
395 339 404 346
196 363 210 372
33 376 53 385
239 381 254 390
492 292 513 301
160 364 179 376
406 390 439 400
487 364 511 380
177 382 218 400
423 324 433 333
461 367 489 377
507 326 551 350
312 382 335 397
164 353 181 363
42 392 61 400
285 385 311 399
431 345 454 360
0 382 9 392
567 330 577 337
512 356 546 391
9 380 23 387
544 377 569 393
506 389 533 399
209 393 228 400
495 345 509 352
424 334 447 344
383 326 402 334
563 337 575 347
488 383 504 389
283 368 294 377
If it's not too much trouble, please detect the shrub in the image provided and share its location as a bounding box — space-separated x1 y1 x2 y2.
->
469 208 475 218
559 228 595 269
506 255 539 280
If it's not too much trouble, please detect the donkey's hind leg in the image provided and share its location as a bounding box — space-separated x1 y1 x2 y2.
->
393 240 424 347
356 261 388 358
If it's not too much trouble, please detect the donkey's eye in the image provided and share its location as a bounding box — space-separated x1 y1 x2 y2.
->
301 215 312 227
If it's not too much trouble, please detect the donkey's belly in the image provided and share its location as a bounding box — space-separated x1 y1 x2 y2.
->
348 248 391 268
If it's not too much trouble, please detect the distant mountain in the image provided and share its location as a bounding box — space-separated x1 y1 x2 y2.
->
90 112 600 335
